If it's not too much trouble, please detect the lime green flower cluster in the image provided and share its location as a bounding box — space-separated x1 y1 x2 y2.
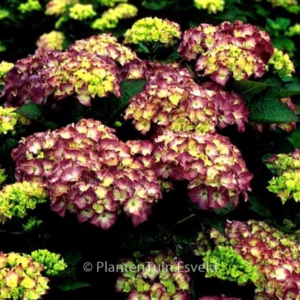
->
193 232 211 256
0 252 49 299
124 17 181 45
30 250 67 276
69 3 96 20
0 61 14 84
18 0 42 13
0 107 19 135
194 0 225 14
0 9 9 20
267 48 295 78
92 3 138 31
202 245 264 285
45 0 78 16
22 217 43 232
0 181 48 223
265 149 300 203
36 31 65 50
286 24 300 36
98 0 128 7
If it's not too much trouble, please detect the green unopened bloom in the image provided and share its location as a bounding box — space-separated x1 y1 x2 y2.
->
0 181 48 223
124 17 181 45
194 0 225 13
22 217 43 232
203 245 264 285
0 9 9 20
91 3 138 31
30 250 67 276
18 0 42 13
98 0 128 7
0 107 19 134
69 3 96 20
286 24 300 36
267 48 295 77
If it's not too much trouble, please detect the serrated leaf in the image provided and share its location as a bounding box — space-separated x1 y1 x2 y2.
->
279 83 300 97
16 103 42 120
249 196 272 217
248 98 298 123
233 80 268 100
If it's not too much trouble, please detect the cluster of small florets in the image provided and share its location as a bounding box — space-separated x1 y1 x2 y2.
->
123 61 249 134
264 0 298 8
178 21 274 86
45 0 78 16
68 3 97 20
64 33 137 66
209 220 300 299
0 181 47 223
116 250 191 300
267 48 295 78
0 107 20 135
91 3 138 30
202 245 264 285
286 23 300 36
265 149 300 203
124 17 181 45
36 31 65 50
18 0 42 13
30 250 67 276
1 34 136 107
11 119 162 229
194 0 225 14
0 252 49 299
152 130 252 210
0 61 13 84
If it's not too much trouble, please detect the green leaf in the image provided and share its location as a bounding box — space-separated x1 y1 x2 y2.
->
55 279 90 291
248 98 298 123
120 80 147 104
214 203 233 216
279 83 300 98
233 80 268 101
16 103 42 120
249 196 272 217
142 0 175 10
63 251 82 266
288 127 300 148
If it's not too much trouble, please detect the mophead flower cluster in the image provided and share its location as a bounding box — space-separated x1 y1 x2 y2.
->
265 149 300 203
11 119 162 229
124 17 181 45
178 21 274 85
116 250 191 300
123 61 249 134
1 34 136 107
0 252 49 299
208 220 300 299
152 130 252 210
